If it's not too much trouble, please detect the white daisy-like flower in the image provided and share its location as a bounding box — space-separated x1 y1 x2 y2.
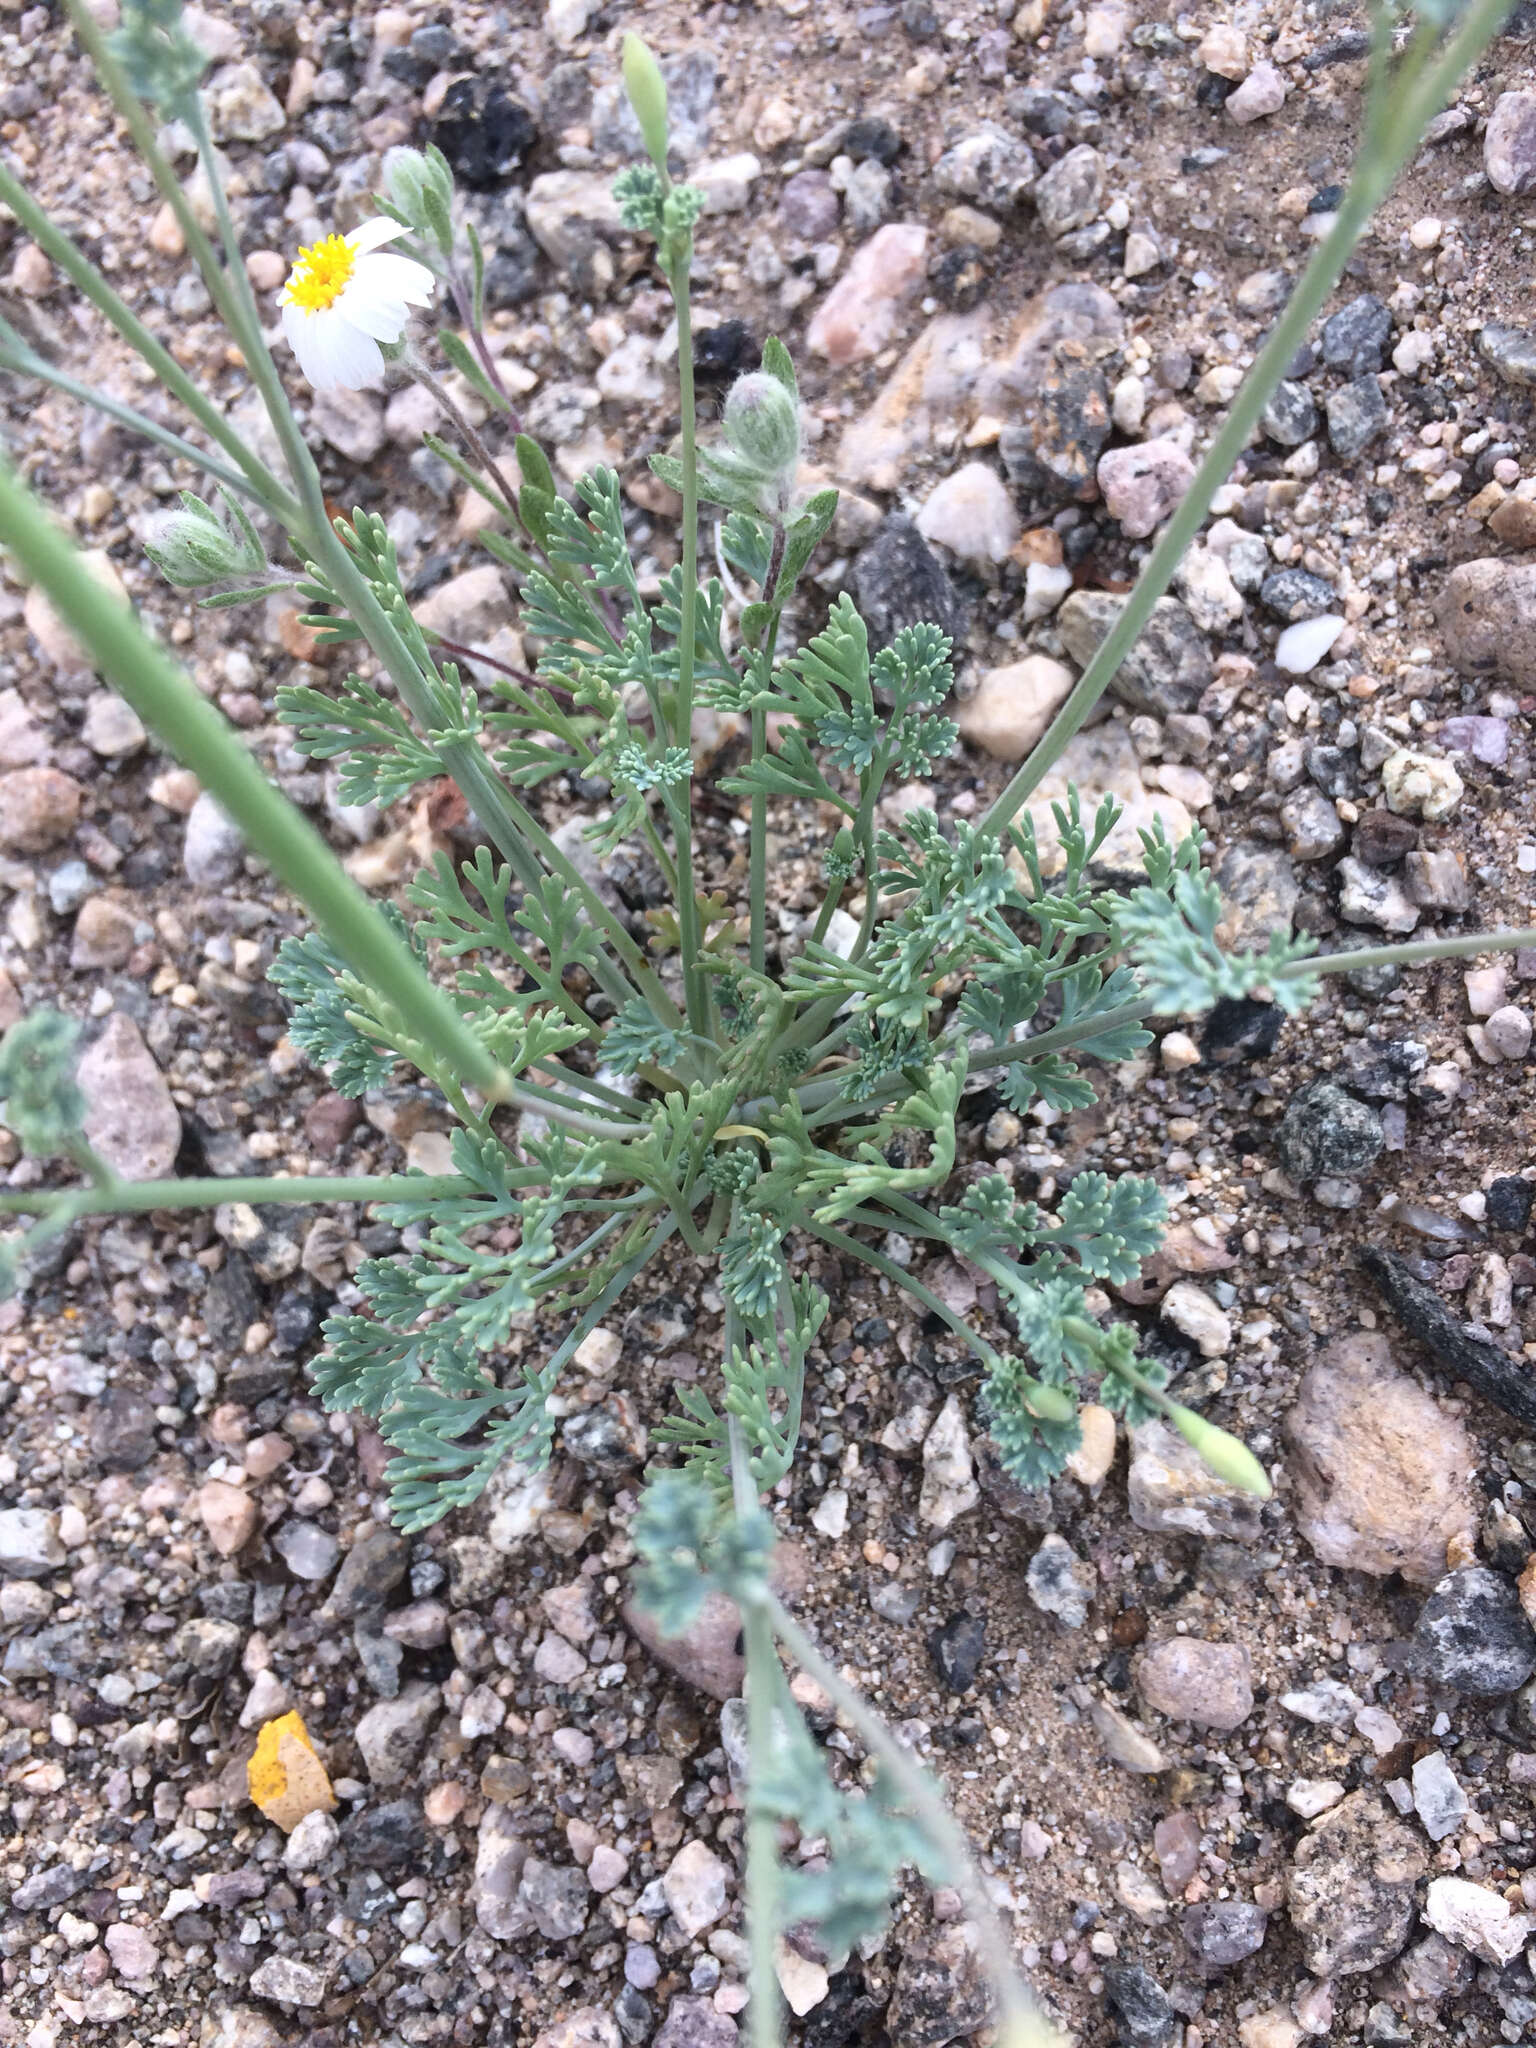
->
278 218 435 393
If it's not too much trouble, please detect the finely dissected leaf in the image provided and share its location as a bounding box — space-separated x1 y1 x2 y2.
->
269 931 400 1097
0 1009 85 1157
277 670 446 807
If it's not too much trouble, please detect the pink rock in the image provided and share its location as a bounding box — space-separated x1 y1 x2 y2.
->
807 223 928 365
198 1478 259 1557
1097 438 1197 539
78 1014 181 1182
1226 61 1287 124
0 766 81 851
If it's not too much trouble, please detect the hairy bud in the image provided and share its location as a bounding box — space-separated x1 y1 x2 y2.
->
382 145 455 257
1168 1403 1272 1498
143 492 261 588
723 372 800 479
622 34 671 173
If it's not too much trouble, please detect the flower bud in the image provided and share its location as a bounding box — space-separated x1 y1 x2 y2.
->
143 496 251 588
1022 1380 1078 1425
622 34 671 172
382 145 455 256
723 372 801 478
1168 1403 1273 1498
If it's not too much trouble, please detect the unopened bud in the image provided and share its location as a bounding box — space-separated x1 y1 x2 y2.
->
622 34 671 172
143 494 253 588
1023 1381 1078 1425
1169 1403 1272 1498
723 372 800 478
382 145 455 256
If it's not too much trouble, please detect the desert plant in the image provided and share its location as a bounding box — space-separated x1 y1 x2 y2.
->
0 3 1529 2041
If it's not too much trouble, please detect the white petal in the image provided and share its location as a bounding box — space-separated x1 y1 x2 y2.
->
289 308 384 392
335 287 409 343
358 251 437 306
280 300 307 351
348 216 409 254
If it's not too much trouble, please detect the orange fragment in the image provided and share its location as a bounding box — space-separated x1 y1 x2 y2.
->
247 1710 336 1833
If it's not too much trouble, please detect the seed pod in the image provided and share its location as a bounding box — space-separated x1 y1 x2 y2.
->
1168 1403 1272 1498
622 34 670 172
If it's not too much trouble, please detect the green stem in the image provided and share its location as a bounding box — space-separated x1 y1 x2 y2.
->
1306 925 1536 980
766 1595 1061 2048
0 329 268 507
977 0 1514 842
407 359 524 535
0 462 507 1103
0 157 300 525
750 709 769 975
725 1345 783 2048
667 243 711 1046
0 1172 486 1223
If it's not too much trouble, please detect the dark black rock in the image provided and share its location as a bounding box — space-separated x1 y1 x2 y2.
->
887 1927 993 2048
1487 1176 1535 1232
845 116 905 163
1361 1246 1536 1428
1103 1963 1176 2046
3 1621 102 1681
1010 86 1082 135
1351 809 1418 868
1413 1566 1536 1697
1345 961 1402 1000
1322 295 1393 375
1199 997 1283 1067
89 1384 157 1473
199 1580 254 1625
929 1612 987 1692
1181 1900 1268 1968
324 1525 410 1621
343 1797 428 1869
1260 568 1336 622
852 515 967 653
222 1354 295 1404
1259 379 1317 448
901 0 939 37
1276 1079 1384 1179
203 1251 262 1350
483 222 542 309
271 1286 323 1354
1326 376 1388 461
693 320 760 384
430 80 537 187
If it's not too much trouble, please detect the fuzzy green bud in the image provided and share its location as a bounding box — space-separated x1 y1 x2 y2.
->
723 372 801 478
1022 1380 1078 1425
1169 1404 1273 1499
622 34 671 172
382 145 455 257
143 494 257 589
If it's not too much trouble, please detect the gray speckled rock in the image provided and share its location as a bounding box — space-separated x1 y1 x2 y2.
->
1137 1638 1253 1730
1286 1790 1427 1977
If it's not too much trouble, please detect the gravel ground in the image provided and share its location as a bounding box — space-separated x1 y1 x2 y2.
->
6 3 1536 2046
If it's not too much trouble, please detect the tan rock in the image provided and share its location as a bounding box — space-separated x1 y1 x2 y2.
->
1137 1637 1254 1730
956 655 1073 761
78 1014 181 1182
0 767 81 852
1286 1331 1476 1586
835 312 989 491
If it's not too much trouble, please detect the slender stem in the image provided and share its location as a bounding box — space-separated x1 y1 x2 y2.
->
667 247 711 1045
407 359 523 529
448 271 521 422
0 459 508 1102
0 330 265 506
977 0 1514 842
750 708 769 976
794 1211 998 1369
1307 925 1536 980
725 1334 783 2048
0 1172 485 1223
767 1596 1061 2048
0 155 300 525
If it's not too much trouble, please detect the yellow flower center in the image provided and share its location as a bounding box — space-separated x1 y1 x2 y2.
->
286 234 355 314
